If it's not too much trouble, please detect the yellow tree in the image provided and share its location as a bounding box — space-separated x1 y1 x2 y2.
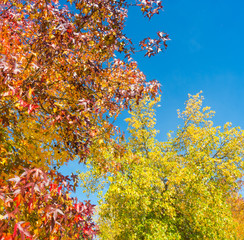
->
81 93 244 239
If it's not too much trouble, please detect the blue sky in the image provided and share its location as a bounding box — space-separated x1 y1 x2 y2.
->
123 0 244 137
60 0 244 203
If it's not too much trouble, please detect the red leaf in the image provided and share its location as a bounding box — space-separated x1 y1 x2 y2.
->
58 186 62 196
13 194 21 207
28 104 38 114
13 224 18 238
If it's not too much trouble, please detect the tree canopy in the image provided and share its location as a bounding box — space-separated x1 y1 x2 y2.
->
81 93 244 239
0 0 168 238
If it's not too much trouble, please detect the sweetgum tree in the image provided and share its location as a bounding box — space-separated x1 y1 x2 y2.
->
81 93 244 239
0 0 168 238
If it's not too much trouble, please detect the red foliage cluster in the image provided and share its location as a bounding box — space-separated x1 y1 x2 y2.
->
0 0 166 238
0 168 98 239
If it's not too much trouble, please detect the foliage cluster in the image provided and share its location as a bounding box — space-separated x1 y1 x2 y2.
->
81 93 244 239
0 0 167 239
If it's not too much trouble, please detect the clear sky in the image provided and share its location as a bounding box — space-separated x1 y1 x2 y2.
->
60 0 244 203
123 0 244 137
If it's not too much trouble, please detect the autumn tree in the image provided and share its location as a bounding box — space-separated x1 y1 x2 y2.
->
0 0 168 238
228 193 244 238
81 93 244 239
